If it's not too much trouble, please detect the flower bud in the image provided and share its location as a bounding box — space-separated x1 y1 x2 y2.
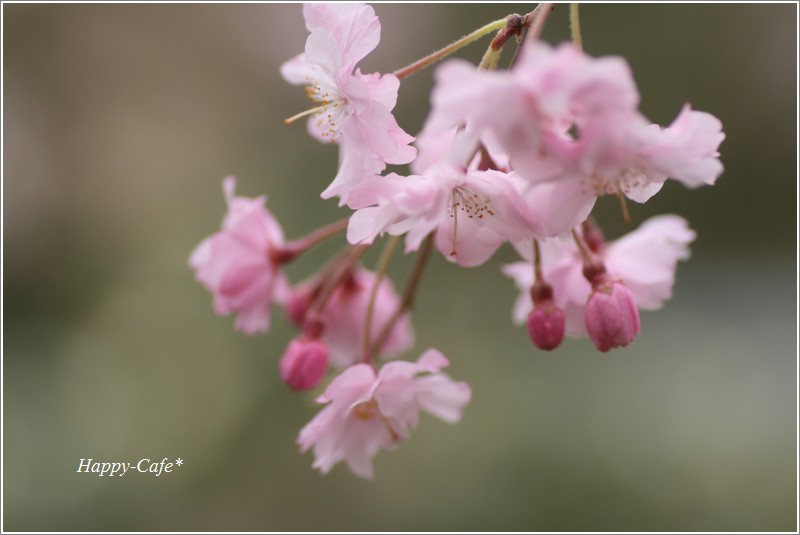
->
280 338 329 391
584 277 641 352
527 302 565 351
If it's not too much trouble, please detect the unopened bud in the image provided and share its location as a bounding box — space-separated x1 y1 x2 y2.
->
279 338 329 391
527 302 565 351
584 277 641 352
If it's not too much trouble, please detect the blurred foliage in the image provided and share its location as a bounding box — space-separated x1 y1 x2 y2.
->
3 3 796 531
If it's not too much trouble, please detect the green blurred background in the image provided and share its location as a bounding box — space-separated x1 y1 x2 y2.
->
4 3 796 531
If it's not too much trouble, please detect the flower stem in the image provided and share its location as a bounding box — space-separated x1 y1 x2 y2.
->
479 13 526 70
526 3 555 45
307 244 369 318
363 235 401 363
393 17 508 80
273 217 349 264
570 3 583 51
571 228 593 266
532 238 543 281
370 235 434 357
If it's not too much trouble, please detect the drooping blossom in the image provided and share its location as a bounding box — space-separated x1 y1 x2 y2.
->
281 3 415 206
189 177 291 335
346 122 539 267
427 43 724 228
502 215 696 338
429 42 639 185
298 348 471 479
564 105 725 205
287 268 414 369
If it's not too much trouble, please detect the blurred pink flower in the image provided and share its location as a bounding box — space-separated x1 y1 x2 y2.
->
298 348 471 479
567 105 725 204
189 177 290 335
281 3 415 206
429 43 639 184
503 215 696 337
306 268 415 369
426 43 724 228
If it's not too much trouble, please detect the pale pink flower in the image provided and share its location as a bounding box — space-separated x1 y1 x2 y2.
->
298 348 471 479
281 3 415 206
429 43 639 184
427 42 724 225
503 215 696 337
347 163 538 267
296 268 414 369
565 106 725 204
189 177 290 335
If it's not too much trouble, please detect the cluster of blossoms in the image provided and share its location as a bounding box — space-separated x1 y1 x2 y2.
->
190 3 724 479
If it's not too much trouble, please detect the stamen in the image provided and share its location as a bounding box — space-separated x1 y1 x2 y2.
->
450 191 459 257
447 186 495 258
616 193 631 224
283 106 324 125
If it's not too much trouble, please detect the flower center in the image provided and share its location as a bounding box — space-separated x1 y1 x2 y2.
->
353 399 379 420
447 186 495 257
583 166 647 197
352 399 401 441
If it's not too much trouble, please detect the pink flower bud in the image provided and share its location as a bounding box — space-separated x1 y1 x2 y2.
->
280 338 329 391
527 302 565 351
584 278 641 352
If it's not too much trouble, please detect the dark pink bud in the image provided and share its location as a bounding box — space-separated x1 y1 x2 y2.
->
279 338 329 391
527 302 565 351
584 277 641 352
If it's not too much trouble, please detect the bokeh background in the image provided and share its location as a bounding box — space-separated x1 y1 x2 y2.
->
4 2 797 531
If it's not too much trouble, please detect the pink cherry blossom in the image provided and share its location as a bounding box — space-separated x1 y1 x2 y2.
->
503 215 696 337
564 106 725 204
291 268 414 369
189 177 290 335
347 162 538 267
281 3 415 207
297 348 471 479
426 42 724 226
429 42 639 184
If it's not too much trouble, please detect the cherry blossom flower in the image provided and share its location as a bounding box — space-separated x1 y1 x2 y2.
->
189 177 290 335
347 160 539 267
281 3 415 206
429 42 639 184
298 348 471 479
289 268 414 369
503 215 696 337
566 105 725 203
427 43 724 226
